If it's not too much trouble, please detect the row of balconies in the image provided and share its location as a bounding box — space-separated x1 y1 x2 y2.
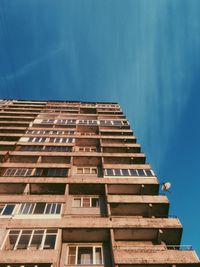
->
0 166 155 181
5 100 120 108
0 151 146 165
0 121 130 131
0 180 158 195
0 216 183 245
0 126 133 135
0 194 169 218
0 134 136 144
0 110 125 120
0 246 199 266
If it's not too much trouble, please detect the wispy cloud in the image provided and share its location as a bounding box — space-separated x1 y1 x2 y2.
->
0 41 69 81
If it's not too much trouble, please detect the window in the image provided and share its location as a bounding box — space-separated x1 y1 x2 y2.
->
44 146 71 152
73 197 99 208
0 204 15 215
78 120 97 125
99 120 128 126
104 169 155 177
78 132 96 136
51 130 74 135
100 120 112 125
3 168 33 176
42 119 55 124
27 130 50 134
34 168 68 177
68 245 103 265
28 137 47 143
56 119 76 125
49 137 74 143
76 167 97 175
19 145 43 151
78 147 97 152
4 229 57 250
18 203 61 215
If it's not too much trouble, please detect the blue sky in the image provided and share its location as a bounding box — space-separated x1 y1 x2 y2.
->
0 0 200 254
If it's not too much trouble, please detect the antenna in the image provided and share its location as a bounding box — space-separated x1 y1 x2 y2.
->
161 182 171 194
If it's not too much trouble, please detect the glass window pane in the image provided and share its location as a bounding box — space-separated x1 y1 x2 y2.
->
106 169 114 176
68 247 76 264
33 203 46 214
145 169 153 176
50 203 57 214
138 169 145 176
82 198 90 207
130 169 137 176
2 204 15 215
92 198 99 207
56 204 61 214
43 235 56 249
45 204 51 214
21 203 34 214
5 234 18 250
115 169 121 176
78 247 93 265
95 247 102 264
121 169 129 176
29 233 43 250
17 233 31 249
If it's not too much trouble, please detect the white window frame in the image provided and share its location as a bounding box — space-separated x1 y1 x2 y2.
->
28 137 47 143
49 137 74 144
78 120 98 125
67 244 104 265
2 229 58 250
42 119 55 124
72 197 99 208
104 168 155 177
76 167 97 175
18 203 62 215
78 147 97 152
0 204 16 216
4 168 34 177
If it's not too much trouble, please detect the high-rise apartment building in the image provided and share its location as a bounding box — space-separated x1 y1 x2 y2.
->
0 99 199 267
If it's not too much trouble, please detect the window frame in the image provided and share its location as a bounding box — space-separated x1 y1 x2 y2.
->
2 229 58 251
104 168 155 177
18 203 62 215
3 168 34 177
72 197 99 208
0 204 16 216
67 244 104 265
76 167 98 175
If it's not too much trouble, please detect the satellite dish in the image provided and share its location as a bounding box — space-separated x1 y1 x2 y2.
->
161 182 171 193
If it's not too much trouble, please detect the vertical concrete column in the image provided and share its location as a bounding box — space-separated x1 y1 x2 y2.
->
105 184 111 217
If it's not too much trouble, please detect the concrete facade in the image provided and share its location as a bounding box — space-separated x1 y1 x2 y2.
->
0 99 199 267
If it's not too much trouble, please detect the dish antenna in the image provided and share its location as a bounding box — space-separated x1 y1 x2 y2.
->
161 182 171 193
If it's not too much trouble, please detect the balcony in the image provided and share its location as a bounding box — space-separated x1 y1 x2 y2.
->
107 183 159 195
102 145 141 153
108 195 169 217
103 154 146 164
112 217 182 245
0 250 58 264
113 245 200 265
66 195 107 217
